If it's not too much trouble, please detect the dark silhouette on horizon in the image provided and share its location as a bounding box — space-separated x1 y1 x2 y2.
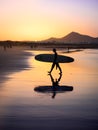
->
2 41 12 51
48 48 62 74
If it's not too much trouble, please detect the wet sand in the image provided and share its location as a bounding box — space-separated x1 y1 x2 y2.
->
0 47 98 130
0 46 33 83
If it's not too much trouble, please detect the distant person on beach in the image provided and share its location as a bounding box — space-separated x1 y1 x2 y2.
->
48 48 62 74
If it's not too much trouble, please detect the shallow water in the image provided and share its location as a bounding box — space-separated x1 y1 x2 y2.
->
0 49 98 130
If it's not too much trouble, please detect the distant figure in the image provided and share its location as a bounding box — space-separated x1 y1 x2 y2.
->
3 44 6 51
48 48 62 74
67 47 70 53
49 73 62 99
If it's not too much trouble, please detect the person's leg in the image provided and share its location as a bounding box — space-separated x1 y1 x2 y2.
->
56 63 62 73
48 63 55 73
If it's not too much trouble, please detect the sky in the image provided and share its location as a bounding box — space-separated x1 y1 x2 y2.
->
0 0 98 41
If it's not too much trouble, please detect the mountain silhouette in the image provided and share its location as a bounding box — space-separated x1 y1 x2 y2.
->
43 32 98 43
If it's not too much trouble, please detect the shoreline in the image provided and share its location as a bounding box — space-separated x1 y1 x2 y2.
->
0 46 97 84
0 46 33 83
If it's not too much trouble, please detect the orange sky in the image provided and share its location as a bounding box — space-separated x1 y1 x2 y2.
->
0 0 98 41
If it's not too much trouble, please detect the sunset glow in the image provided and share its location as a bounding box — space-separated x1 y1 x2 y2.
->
0 0 98 41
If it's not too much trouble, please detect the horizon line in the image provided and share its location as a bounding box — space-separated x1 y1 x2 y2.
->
0 31 98 42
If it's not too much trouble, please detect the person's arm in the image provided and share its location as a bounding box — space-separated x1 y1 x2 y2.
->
54 52 57 62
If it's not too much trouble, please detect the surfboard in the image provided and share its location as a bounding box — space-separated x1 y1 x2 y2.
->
35 54 74 63
34 86 73 93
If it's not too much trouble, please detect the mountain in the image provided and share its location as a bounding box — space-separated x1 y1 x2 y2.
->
43 32 98 43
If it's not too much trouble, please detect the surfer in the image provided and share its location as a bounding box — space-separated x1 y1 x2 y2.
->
48 48 62 74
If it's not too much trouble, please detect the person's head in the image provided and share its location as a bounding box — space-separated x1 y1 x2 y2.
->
53 48 56 53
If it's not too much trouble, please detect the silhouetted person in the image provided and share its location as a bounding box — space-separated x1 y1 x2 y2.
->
49 73 62 99
48 48 62 74
67 47 70 53
3 45 6 51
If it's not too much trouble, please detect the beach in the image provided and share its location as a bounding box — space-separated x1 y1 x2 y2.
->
0 47 98 130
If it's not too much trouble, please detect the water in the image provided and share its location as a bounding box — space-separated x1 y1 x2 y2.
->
0 48 98 130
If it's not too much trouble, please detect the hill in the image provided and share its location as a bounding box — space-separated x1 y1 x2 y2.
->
44 32 98 43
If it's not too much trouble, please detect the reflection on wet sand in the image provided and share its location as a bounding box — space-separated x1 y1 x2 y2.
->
34 73 73 99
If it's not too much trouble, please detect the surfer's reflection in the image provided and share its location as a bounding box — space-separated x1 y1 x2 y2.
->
49 73 62 98
34 73 73 99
